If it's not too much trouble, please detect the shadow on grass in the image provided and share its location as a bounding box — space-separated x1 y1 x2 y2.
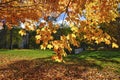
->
85 51 120 64
70 50 120 63
64 55 103 69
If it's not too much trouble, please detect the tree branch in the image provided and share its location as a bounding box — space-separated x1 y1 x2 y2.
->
62 0 71 24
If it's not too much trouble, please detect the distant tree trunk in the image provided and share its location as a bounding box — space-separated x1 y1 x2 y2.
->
21 36 24 48
21 32 29 49
9 28 13 49
117 17 120 50
3 24 7 49
26 32 29 49
0 30 4 48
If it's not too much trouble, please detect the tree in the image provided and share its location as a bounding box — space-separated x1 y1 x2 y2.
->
0 0 120 62
100 17 120 49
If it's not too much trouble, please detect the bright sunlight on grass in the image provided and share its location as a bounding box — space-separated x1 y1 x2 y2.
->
0 49 54 65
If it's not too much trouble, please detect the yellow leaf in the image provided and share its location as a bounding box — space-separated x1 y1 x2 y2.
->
70 23 74 27
84 35 87 39
105 39 111 45
41 28 45 31
36 29 40 34
54 45 59 50
71 26 78 32
19 30 26 36
52 56 62 62
53 29 57 33
47 44 53 49
55 58 62 62
66 34 70 40
41 45 46 50
35 35 41 40
92 36 95 40
112 43 119 48
71 34 76 38
63 52 67 57
95 40 99 44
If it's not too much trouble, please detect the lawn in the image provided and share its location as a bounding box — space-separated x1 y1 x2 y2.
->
0 49 120 79
0 49 54 65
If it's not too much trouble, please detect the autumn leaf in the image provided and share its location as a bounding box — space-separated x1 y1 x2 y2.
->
40 45 46 50
47 44 53 49
71 26 78 32
35 35 41 40
112 43 119 48
36 29 40 34
71 34 76 38
52 55 63 62
19 30 26 36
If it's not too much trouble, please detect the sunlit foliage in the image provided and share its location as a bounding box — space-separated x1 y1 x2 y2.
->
0 0 120 62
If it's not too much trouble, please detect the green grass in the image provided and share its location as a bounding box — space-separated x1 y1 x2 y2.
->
0 49 54 65
0 49 120 73
0 49 53 58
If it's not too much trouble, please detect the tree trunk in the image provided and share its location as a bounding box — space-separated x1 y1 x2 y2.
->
9 29 13 49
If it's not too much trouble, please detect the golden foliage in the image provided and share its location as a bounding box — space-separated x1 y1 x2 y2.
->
19 29 26 36
112 42 119 48
0 0 119 26
0 0 119 62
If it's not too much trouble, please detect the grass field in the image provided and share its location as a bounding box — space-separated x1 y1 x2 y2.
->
0 49 120 79
0 49 53 59
65 50 120 73
0 49 54 65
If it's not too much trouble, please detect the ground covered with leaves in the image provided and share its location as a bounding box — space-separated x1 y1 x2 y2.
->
0 50 120 80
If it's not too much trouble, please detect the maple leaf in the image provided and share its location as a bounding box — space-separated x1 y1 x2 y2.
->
40 45 46 50
19 30 26 36
36 29 40 34
112 43 119 48
52 55 63 62
71 33 76 38
35 35 41 40
47 44 53 49
71 26 78 32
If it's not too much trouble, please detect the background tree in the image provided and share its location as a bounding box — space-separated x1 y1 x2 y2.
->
100 17 120 50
